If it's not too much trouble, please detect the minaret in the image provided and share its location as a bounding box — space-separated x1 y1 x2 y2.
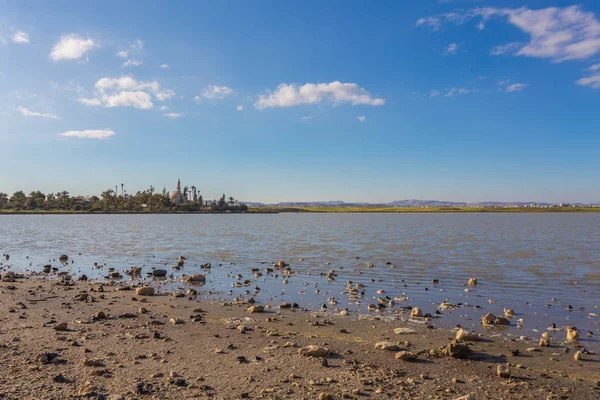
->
177 178 181 192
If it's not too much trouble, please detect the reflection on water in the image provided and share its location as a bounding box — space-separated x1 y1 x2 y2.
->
0 213 599 347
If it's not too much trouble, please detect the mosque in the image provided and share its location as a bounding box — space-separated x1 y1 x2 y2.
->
169 179 187 205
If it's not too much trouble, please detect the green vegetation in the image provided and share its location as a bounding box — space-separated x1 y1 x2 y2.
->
249 206 600 213
0 188 248 214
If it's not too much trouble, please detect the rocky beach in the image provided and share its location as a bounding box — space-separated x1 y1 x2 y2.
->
0 258 599 400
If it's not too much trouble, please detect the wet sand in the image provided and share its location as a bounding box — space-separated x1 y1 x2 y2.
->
0 277 599 399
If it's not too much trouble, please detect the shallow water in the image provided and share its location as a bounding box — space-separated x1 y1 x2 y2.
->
1 213 599 348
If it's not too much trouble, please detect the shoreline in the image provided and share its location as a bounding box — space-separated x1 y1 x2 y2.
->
0 276 598 399
1 206 600 215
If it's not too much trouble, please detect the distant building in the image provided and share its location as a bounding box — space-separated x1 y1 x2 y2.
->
169 179 187 206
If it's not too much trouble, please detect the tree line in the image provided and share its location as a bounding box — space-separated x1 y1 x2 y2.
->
0 186 248 213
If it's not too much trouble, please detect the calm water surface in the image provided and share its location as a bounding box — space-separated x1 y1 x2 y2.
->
1 213 598 347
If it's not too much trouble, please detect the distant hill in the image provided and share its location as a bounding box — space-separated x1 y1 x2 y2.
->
242 200 599 208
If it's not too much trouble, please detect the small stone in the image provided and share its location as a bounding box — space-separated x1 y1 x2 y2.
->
410 307 423 318
298 345 329 357
54 322 68 331
456 329 479 341
574 351 582 361
468 278 477 286
496 365 510 379
136 286 155 296
247 305 264 313
566 326 579 342
152 269 167 277
92 311 106 320
170 318 184 325
375 341 400 351
481 313 496 326
318 393 332 400
395 351 418 361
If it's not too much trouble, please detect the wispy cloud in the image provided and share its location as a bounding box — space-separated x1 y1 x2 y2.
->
443 88 469 97
429 90 441 98
505 83 528 92
123 59 142 67
60 129 115 139
199 85 234 100
490 41 521 56
12 31 29 44
418 6 600 62
446 42 458 54
163 112 182 119
79 75 174 110
236 105 244 111
116 50 128 58
585 64 600 72
49 34 97 61
160 64 170 69
17 106 60 119
357 116 366 122
254 81 384 109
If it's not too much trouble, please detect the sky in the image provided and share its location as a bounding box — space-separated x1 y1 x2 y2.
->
1 0 599 204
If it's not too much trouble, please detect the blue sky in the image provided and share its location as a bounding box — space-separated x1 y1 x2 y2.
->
1 0 599 203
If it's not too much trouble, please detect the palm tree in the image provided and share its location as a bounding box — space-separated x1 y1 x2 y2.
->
228 196 235 205
121 183 124 197
191 186 197 203
183 186 189 200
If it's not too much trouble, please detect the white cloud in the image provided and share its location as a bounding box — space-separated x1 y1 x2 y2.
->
586 64 600 71
255 81 385 109
49 34 97 61
155 90 175 101
102 91 153 109
576 73 600 88
123 59 142 67
490 41 521 56
497 79 511 86
159 105 169 110
446 42 458 54
505 83 528 92
131 39 143 51
60 129 115 139
301 115 314 120
418 6 600 62
201 85 234 100
357 116 366 122
17 106 60 119
444 88 470 97
429 89 441 98
160 64 170 69
163 112 182 119
236 105 243 111
116 50 128 58
78 97 103 106
12 31 29 44
79 75 173 110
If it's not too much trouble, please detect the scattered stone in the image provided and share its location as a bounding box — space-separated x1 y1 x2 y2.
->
394 327 417 334
54 322 68 332
567 326 579 342
456 329 479 341
443 341 471 359
298 345 329 358
496 365 510 379
247 305 264 313
468 278 477 286
92 311 106 320
574 351 582 361
375 341 400 351
481 313 496 326
395 351 418 361
136 287 155 296
182 274 206 283
410 307 423 318
494 317 510 326
170 318 184 325
152 269 167 277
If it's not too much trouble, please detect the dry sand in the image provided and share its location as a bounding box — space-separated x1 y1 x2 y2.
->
0 278 599 399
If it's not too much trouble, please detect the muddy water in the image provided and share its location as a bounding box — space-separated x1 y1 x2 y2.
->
1 213 599 348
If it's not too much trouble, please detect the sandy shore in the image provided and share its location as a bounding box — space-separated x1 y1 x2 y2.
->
0 278 598 400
